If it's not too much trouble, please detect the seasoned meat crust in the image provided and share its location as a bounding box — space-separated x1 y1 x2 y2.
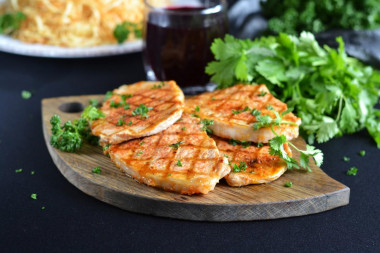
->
185 84 301 143
213 136 291 186
92 80 184 144
104 113 231 195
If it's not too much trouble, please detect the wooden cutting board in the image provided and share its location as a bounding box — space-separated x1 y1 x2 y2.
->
42 95 350 221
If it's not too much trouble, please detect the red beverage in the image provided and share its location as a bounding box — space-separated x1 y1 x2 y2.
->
143 2 228 87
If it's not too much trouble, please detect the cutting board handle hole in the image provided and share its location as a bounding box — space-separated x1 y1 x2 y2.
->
59 102 84 113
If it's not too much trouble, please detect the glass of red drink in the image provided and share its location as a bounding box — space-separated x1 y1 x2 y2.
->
143 0 228 89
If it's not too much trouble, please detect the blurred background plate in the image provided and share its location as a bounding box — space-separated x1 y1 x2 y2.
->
0 35 143 58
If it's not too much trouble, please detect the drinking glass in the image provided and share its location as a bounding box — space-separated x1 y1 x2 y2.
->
143 0 228 88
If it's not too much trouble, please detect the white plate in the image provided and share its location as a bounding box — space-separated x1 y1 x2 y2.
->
0 35 143 58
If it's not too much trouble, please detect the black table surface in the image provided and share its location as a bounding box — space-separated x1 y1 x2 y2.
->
0 51 379 253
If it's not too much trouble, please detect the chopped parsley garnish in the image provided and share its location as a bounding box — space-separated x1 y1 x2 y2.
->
224 154 229 158
103 144 111 151
347 167 358 176
139 141 145 145
15 168 23 173
116 116 125 126
89 99 99 107
181 127 187 131
124 103 130 110
92 166 102 174
132 104 153 119
266 105 273 110
232 106 250 115
110 100 121 108
195 106 200 112
343 156 350 162
31 171 35 175
0 12 26 35
228 139 251 148
120 94 133 100
152 84 162 89
176 160 183 167
113 22 142 44
169 141 184 149
212 96 216 100
41 206 46 210
104 91 113 100
257 142 263 147
21 90 31 99
251 109 261 116
136 151 143 156
190 113 200 118
359 150 366 157
284 181 293 187
258 91 267 97
30 193 37 200
232 161 247 172
168 173 171 176
200 119 214 134
128 121 133 125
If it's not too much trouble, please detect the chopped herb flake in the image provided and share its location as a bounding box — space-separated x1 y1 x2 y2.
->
169 141 184 149
132 104 153 119
139 141 145 145
31 193 37 200
136 150 143 156
15 168 23 173
200 119 214 134
284 181 293 187
176 160 183 167
195 106 200 112
181 127 187 131
92 166 102 174
31 171 35 175
232 161 247 172
266 105 273 110
21 90 31 99
232 106 250 115
359 150 366 157
347 167 358 176
190 113 200 118
103 144 111 151
41 206 45 210
343 156 350 162
116 116 125 126
128 121 132 125
257 142 263 147
258 91 267 97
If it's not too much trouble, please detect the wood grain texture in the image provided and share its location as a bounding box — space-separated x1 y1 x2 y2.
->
42 95 350 221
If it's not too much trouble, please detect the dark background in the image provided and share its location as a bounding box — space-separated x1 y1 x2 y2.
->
1 0 380 251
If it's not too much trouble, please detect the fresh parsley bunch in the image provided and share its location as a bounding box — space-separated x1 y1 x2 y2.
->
261 0 380 35
206 32 380 147
50 105 104 152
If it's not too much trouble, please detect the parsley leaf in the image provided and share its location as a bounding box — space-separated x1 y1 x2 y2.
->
30 193 37 200
132 104 153 119
232 106 250 115
347 167 358 176
92 166 101 174
50 105 104 152
169 141 184 149
232 161 247 172
15 169 23 173
200 119 214 134
21 90 31 99
228 139 251 148
113 22 142 44
343 156 350 162
176 160 183 167
359 150 366 157
284 181 293 187
0 12 26 35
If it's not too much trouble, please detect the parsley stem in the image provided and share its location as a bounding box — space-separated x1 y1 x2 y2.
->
335 95 344 122
280 121 299 126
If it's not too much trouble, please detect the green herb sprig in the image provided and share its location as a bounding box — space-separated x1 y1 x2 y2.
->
50 105 104 152
0 12 26 35
113 22 142 44
132 104 153 119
